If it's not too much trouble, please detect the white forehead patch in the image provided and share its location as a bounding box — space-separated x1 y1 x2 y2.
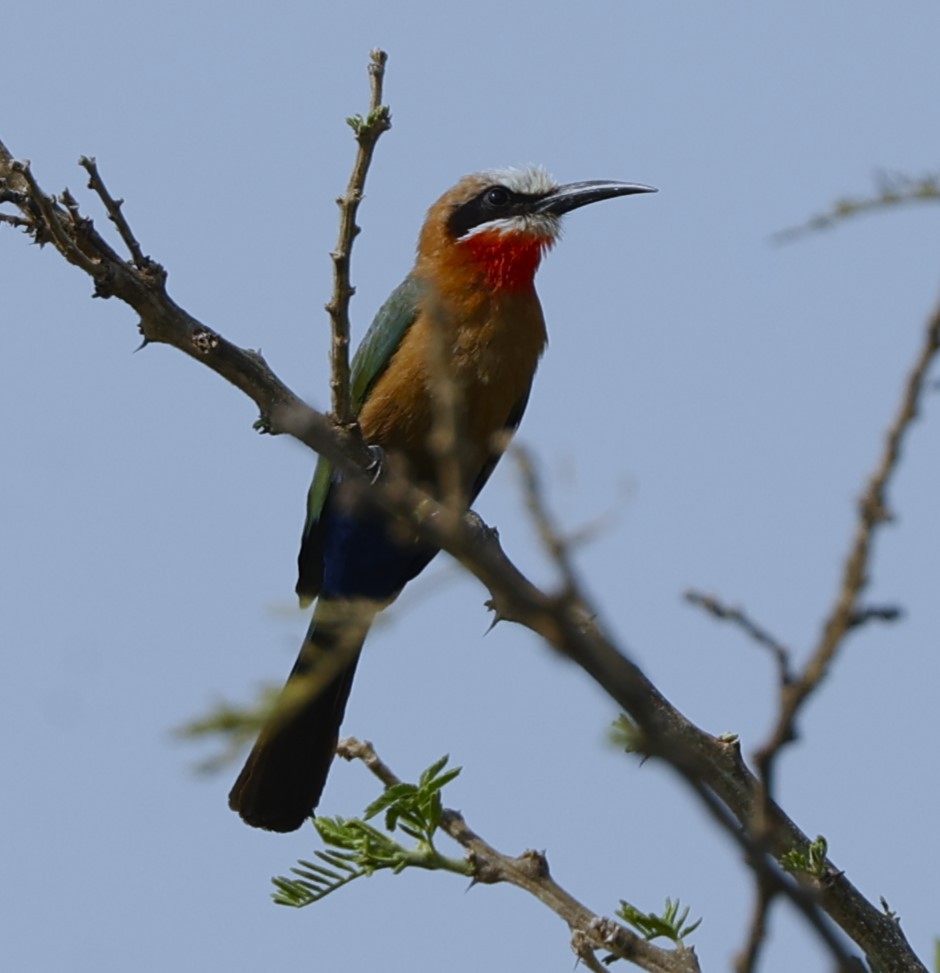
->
481 164 556 196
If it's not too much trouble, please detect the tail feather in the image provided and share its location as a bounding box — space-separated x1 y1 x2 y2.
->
228 599 375 832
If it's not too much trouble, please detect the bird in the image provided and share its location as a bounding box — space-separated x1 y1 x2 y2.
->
228 165 655 831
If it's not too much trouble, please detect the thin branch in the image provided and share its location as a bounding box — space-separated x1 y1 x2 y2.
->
0 211 30 229
514 445 581 596
734 875 776 973
58 184 127 268
757 303 940 779
338 739 700 973
78 155 149 268
848 603 903 628
0 143 372 471
684 589 793 686
10 160 99 274
773 170 940 243
686 306 936 969
326 48 391 426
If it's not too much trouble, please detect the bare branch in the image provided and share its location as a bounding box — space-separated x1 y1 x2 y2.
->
757 303 940 778
0 143 374 474
10 159 99 273
734 876 775 973
79 155 149 268
685 304 938 972
773 170 940 243
514 445 581 596
326 48 391 426
0 211 30 229
684 589 793 685
847 603 903 628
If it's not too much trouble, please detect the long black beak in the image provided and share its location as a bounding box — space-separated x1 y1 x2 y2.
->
533 180 657 216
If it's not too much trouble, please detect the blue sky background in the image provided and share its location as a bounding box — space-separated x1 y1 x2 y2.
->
3 3 939 971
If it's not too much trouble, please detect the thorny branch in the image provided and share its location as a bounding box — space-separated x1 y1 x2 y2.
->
684 590 794 686
757 302 940 786
326 48 391 427
680 281 940 969
79 155 148 268
337 739 700 973
1 55 934 973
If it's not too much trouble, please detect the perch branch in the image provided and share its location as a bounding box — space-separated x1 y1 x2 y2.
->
338 739 700 973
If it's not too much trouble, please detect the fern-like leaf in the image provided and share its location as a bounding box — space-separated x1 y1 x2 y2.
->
272 851 364 907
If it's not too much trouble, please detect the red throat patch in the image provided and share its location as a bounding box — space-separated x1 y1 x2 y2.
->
462 230 553 291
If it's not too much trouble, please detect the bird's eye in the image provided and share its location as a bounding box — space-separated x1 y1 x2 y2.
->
484 187 511 208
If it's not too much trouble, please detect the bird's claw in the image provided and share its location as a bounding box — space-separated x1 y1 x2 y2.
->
365 444 386 483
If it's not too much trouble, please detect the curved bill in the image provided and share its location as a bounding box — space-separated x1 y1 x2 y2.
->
533 180 657 216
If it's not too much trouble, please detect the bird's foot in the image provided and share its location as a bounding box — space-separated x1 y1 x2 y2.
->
365 444 386 483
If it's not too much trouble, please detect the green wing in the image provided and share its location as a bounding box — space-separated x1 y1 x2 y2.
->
296 274 424 604
349 274 424 412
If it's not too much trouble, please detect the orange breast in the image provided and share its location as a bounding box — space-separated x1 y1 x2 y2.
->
357 286 547 489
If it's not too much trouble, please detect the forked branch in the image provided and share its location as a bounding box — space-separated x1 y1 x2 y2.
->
0 56 931 973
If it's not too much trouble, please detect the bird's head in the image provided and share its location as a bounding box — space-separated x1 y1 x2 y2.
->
417 165 655 292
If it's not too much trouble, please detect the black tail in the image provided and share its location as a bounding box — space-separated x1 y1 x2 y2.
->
228 599 375 832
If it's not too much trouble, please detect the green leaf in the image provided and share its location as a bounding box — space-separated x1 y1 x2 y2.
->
272 849 364 907
780 835 829 879
269 754 469 908
364 783 415 823
615 897 702 944
420 754 451 785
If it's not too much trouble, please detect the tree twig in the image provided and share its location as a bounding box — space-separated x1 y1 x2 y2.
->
684 589 793 686
514 445 581 597
756 303 940 781
79 155 149 268
325 48 391 427
337 739 700 973
773 170 940 243
734 874 775 973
